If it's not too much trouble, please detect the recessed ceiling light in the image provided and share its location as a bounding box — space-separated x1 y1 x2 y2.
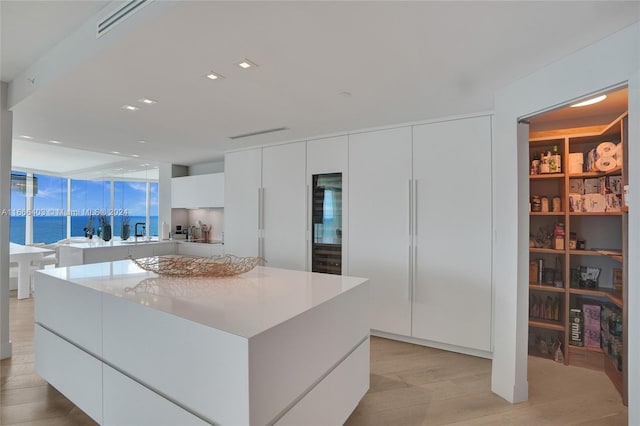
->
138 140 146 144
570 94 607 107
138 98 157 105
20 135 33 139
121 105 139 111
131 154 140 158
49 140 61 144
236 59 257 69
206 72 224 80
112 151 121 154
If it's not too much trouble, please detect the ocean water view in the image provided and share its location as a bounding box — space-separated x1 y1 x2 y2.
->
10 215 158 245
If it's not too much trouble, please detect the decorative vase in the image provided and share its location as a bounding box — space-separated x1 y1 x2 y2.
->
121 224 130 241
103 224 112 242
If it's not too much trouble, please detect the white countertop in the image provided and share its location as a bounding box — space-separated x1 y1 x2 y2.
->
40 261 367 338
59 238 222 249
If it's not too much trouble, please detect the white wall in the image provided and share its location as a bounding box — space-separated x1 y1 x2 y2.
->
492 22 639 424
189 161 224 176
158 163 172 236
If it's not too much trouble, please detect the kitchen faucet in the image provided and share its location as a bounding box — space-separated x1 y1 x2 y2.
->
134 222 146 241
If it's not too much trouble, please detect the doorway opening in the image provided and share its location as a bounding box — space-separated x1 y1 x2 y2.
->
524 86 628 405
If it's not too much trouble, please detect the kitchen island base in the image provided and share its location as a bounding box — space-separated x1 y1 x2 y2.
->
34 263 369 425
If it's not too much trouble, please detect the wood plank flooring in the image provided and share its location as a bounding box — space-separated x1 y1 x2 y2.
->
2 292 627 425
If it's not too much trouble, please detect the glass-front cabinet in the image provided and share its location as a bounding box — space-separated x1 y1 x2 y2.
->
311 173 342 275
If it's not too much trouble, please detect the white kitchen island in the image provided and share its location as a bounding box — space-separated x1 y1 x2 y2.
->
34 261 369 425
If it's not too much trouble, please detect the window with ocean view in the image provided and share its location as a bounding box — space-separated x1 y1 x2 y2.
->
70 179 111 238
9 171 27 244
9 170 159 244
33 174 67 244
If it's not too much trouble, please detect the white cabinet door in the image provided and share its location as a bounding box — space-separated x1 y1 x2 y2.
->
412 116 492 352
103 364 208 426
262 142 307 270
172 174 224 208
348 127 412 336
224 149 262 257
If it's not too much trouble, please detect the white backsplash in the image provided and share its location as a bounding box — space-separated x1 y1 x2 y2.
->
171 208 224 242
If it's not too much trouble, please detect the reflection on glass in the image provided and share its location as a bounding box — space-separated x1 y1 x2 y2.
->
312 173 342 275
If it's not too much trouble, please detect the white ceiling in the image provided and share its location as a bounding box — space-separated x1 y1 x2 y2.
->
3 1 639 173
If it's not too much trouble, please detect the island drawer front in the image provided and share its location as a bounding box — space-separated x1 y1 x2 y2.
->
34 273 102 355
34 324 103 423
275 337 369 426
103 364 209 426
249 282 370 425
101 294 250 426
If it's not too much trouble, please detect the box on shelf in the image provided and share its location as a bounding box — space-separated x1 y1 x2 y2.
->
582 193 606 212
584 178 601 194
569 193 584 212
569 179 585 195
583 304 601 348
568 153 584 174
605 193 622 212
569 308 583 347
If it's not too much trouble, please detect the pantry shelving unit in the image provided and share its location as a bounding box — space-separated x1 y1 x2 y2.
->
527 111 628 404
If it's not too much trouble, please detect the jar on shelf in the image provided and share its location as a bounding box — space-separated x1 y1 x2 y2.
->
541 196 549 212
531 195 542 212
552 196 562 212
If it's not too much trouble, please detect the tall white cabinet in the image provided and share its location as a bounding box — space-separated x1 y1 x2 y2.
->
348 127 413 336
412 116 492 352
225 114 493 355
224 143 307 270
348 116 492 354
224 149 262 257
262 143 307 270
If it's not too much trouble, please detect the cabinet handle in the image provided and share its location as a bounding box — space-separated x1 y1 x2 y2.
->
257 188 262 231
306 184 310 232
409 245 413 300
413 245 418 299
408 180 413 237
414 179 418 237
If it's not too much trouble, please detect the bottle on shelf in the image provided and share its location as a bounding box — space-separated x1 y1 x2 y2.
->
549 145 561 173
531 151 540 175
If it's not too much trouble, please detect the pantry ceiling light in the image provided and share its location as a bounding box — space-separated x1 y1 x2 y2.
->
206 72 224 80
112 151 121 154
49 140 61 144
122 105 139 111
138 140 146 144
236 59 257 69
570 94 607 107
20 135 33 139
131 154 140 157
138 97 157 105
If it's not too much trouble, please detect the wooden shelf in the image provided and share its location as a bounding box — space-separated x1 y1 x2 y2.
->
569 249 622 262
569 211 623 216
529 319 564 331
569 166 622 178
529 247 564 254
530 211 565 216
530 173 564 180
570 288 623 308
569 345 602 354
529 284 565 293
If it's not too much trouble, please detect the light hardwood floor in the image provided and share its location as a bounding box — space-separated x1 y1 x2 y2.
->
2 292 627 425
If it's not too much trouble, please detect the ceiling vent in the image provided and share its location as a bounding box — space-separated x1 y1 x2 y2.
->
96 0 151 38
229 127 289 140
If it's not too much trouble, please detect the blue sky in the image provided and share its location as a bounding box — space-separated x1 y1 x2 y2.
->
11 173 157 217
